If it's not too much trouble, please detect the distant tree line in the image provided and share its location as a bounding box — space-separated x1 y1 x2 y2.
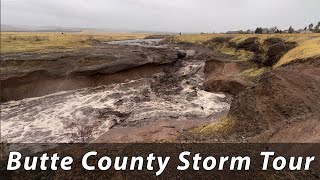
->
225 21 320 34
307 22 320 33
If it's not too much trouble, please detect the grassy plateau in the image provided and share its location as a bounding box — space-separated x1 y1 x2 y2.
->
0 31 149 53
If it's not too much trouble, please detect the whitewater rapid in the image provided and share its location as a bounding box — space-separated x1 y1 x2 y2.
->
1 40 231 143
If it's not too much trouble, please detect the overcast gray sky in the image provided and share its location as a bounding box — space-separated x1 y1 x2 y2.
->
1 0 319 32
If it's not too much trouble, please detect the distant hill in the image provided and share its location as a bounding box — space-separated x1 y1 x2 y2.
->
1 24 83 32
1 24 177 33
1 25 30 32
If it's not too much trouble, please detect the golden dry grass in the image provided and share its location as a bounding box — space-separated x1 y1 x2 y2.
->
275 36 320 67
169 33 320 67
241 67 269 77
0 31 149 53
189 117 236 136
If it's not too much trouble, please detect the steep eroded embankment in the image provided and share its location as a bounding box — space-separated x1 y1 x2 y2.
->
1 43 179 102
167 36 320 143
229 59 320 142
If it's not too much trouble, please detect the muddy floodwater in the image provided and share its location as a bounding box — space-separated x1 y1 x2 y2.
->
1 39 231 143
105 39 164 47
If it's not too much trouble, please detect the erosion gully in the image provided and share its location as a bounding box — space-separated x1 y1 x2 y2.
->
1 39 231 143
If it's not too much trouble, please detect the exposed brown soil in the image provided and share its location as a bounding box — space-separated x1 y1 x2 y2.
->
203 59 251 95
230 59 320 142
94 109 229 143
94 119 210 143
1 64 168 102
180 59 320 143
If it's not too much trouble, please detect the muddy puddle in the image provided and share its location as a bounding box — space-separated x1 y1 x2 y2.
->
1 40 231 143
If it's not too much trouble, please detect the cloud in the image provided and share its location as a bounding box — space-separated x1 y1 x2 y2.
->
1 0 319 32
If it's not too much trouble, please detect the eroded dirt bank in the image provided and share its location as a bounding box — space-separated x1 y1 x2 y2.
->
175 36 320 143
230 59 320 142
1 64 169 102
1 43 179 102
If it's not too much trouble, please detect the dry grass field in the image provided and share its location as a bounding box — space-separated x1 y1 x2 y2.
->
168 33 320 68
0 31 149 53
